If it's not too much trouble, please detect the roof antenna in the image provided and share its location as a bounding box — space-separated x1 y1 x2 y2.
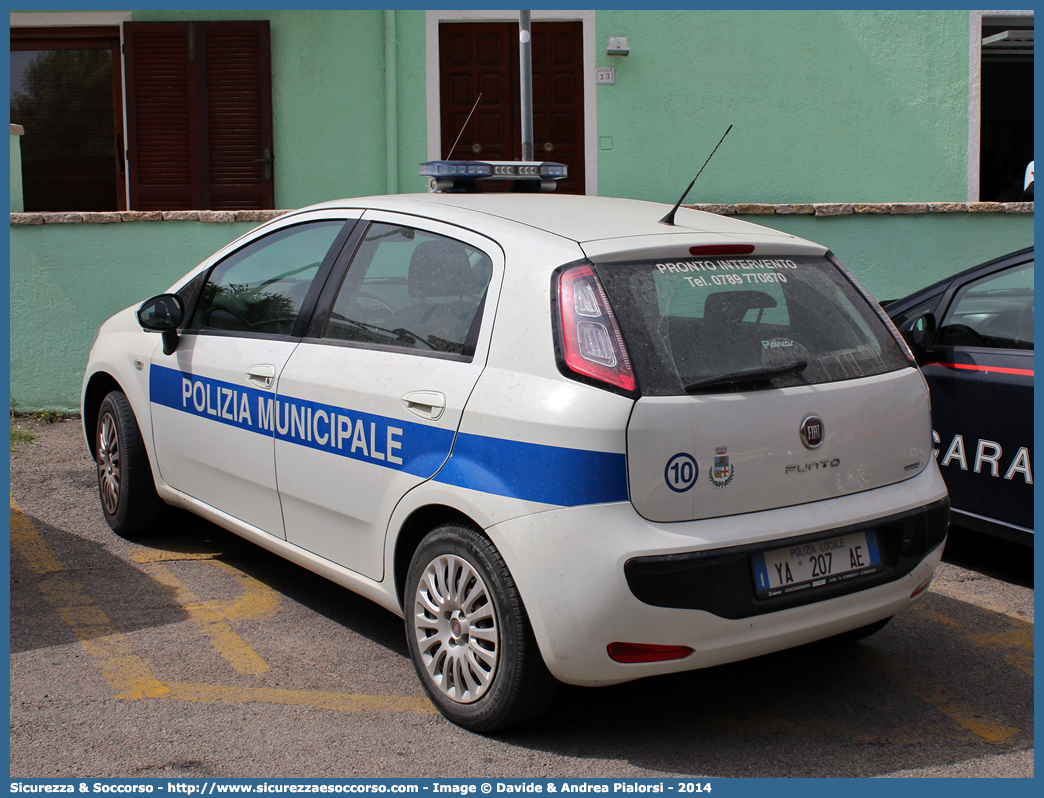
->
659 124 733 226
444 93 483 161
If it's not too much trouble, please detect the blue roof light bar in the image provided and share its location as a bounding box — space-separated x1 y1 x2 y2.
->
421 160 568 193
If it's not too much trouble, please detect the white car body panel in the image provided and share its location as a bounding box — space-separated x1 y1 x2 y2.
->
627 368 933 523
488 464 947 685
151 334 298 537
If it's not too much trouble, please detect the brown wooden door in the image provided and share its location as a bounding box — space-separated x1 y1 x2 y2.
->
124 21 274 210
531 22 584 194
439 21 585 194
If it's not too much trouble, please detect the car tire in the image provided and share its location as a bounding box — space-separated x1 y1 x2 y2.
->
95 391 164 538
405 523 557 732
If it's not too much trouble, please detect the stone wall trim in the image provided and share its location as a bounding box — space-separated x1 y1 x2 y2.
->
10 203 1032 225
10 209 295 225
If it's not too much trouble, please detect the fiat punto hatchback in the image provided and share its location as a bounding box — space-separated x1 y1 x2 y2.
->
82 192 949 731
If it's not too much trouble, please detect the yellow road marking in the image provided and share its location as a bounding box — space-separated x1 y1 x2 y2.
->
856 646 1020 743
131 549 223 563
11 498 170 699
9 497 64 575
915 604 1034 678
10 499 433 714
131 539 281 673
144 561 273 675
210 559 283 621
15 497 1025 731
929 584 1033 623
162 682 435 713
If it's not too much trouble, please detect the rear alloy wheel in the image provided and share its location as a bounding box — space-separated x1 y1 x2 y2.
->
96 391 163 538
405 523 556 732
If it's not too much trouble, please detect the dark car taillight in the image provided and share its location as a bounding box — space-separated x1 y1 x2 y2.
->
554 263 637 395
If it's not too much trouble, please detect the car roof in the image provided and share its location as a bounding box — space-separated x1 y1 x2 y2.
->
301 192 814 248
885 246 1034 313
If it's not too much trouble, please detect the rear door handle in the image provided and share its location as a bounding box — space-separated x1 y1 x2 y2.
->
246 364 276 389
402 391 446 421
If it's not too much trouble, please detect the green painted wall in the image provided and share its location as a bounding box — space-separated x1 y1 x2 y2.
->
8 211 1031 411
132 9 430 208
595 10 969 203
10 221 259 412
735 212 1034 302
395 12 430 195
10 131 24 212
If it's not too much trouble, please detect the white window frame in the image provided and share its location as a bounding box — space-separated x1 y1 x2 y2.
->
968 9 1034 201
425 9 598 196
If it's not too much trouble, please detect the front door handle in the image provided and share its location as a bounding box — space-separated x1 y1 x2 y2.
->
246 364 276 389
402 391 446 421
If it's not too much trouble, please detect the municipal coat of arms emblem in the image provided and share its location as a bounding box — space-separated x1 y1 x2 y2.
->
709 445 735 489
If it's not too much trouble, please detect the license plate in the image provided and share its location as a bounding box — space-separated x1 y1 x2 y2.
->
751 530 882 597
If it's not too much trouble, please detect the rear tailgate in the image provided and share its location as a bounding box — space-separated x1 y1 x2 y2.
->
626 369 931 522
587 249 928 522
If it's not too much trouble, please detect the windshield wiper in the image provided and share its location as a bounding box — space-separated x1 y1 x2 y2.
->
683 360 808 392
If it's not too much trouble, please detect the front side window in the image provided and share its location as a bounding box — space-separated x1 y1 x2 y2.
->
937 261 1034 349
595 255 909 395
190 220 344 336
323 223 493 359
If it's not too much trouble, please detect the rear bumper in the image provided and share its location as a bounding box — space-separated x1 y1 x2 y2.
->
625 497 948 618
486 463 949 686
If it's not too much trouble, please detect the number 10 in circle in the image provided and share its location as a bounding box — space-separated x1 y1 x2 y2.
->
665 452 699 493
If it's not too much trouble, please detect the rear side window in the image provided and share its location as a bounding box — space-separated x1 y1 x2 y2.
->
323 223 493 359
595 255 909 395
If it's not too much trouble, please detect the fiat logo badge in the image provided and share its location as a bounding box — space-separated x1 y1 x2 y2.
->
801 416 824 449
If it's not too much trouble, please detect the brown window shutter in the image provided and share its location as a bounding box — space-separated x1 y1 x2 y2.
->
125 21 273 211
200 21 274 210
124 22 198 210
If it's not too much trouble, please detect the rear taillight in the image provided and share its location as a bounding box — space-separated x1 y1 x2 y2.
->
607 642 694 663
555 263 636 393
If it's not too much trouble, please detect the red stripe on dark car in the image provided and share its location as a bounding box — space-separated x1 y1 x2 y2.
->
923 361 1034 377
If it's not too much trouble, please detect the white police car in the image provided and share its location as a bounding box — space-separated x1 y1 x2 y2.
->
82 178 949 731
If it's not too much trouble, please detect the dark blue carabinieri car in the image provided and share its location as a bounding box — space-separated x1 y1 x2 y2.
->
885 247 1034 546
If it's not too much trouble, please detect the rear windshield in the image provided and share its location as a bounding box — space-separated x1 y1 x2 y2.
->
594 255 909 396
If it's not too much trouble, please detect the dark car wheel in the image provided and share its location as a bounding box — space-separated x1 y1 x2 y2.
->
96 391 164 538
405 523 557 732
